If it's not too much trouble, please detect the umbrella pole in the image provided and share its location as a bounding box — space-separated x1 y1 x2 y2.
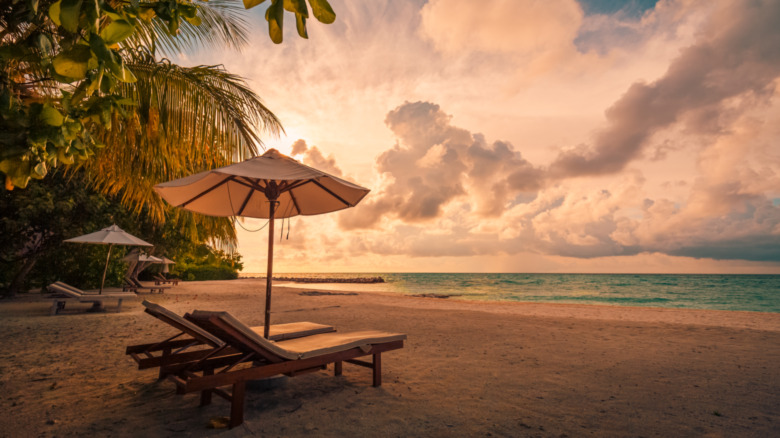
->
100 243 113 295
264 201 277 339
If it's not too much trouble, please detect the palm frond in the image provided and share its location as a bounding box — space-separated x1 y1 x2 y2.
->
77 52 282 239
128 0 251 56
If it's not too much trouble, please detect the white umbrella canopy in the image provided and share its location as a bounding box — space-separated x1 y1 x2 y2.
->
159 256 175 274
154 149 369 218
122 251 163 282
66 225 153 246
64 225 153 294
154 148 370 338
122 252 163 263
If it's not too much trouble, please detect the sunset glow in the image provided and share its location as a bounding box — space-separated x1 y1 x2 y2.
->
179 0 780 274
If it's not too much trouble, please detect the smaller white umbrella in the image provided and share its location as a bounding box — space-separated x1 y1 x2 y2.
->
123 252 163 280
122 253 163 263
159 256 175 274
64 225 153 293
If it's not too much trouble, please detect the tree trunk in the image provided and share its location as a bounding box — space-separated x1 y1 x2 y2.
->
6 257 38 297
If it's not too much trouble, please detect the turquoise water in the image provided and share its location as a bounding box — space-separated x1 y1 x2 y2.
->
241 273 780 313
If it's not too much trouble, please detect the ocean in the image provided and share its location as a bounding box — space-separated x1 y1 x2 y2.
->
240 273 780 313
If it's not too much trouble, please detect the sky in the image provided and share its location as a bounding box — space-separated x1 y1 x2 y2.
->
179 0 780 274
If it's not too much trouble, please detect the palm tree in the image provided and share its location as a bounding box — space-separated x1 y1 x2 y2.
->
79 1 284 246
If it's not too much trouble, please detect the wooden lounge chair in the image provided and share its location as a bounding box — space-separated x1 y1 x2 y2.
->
47 281 136 315
158 310 406 428
123 277 139 292
154 274 179 286
125 277 170 294
126 301 335 379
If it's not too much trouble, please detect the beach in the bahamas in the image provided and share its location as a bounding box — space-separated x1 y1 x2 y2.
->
1 278 778 437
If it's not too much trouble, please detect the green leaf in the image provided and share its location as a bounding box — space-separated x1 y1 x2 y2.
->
309 0 335 24
62 121 82 141
184 15 202 26
295 13 307 38
85 68 103 96
59 0 84 33
49 1 62 25
180 4 198 18
33 162 47 178
100 19 134 45
104 58 124 78
0 159 32 189
137 7 156 20
116 65 137 83
266 1 284 44
89 34 115 64
40 105 64 126
58 148 75 165
36 34 54 56
84 0 100 32
52 45 93 79
243 0 266 9
284 0 308 17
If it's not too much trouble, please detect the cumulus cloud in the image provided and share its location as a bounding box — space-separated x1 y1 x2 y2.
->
549 0 780 177
229 0 780 270
289 139 343 176
338 101 544 229
341 86 780 262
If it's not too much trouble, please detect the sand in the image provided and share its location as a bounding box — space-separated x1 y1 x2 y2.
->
1 278 778 437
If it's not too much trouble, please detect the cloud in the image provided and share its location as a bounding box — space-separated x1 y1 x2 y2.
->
550 0 780 177
338 86 780 262
289 139 343 176
216 0 780 271
338 101 545 229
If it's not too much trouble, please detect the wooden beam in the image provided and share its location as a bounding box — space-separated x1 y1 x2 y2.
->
229 382 245 429
182 340 403 392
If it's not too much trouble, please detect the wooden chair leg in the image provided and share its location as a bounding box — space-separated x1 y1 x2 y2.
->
372 353 382 387
334 361 343 376
200 369 214 406
229 381 246 429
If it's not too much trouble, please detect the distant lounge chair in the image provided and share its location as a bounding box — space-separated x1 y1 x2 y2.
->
156 310 406 428
122 277 139 292
47 281 136 315
124 276 170 294
154 274 179 286
126 301 336 379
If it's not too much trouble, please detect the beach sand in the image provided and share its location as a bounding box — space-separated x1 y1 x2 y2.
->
1 279 778 437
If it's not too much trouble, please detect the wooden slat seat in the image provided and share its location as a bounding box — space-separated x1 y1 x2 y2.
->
47 282 136 315
154 310 406 429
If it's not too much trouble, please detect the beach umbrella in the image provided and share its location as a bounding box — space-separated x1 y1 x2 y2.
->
64 225 153 294
154 148 369 338
159 256 175 274
122 251 163 280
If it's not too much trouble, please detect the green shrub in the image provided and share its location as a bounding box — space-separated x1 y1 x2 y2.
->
180 266 238 281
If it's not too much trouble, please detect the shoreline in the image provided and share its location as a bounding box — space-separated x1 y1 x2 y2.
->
6 277 780 331
239 272 780 314
1 278 779 436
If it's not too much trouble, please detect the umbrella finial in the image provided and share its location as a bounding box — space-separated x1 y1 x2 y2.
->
264 180 280 200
